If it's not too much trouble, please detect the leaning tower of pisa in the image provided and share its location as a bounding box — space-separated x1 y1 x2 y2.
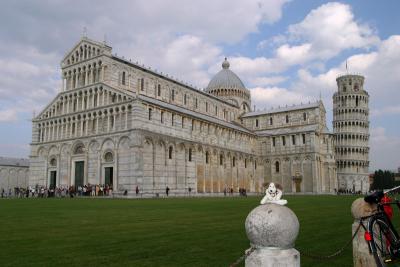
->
333 74 370 192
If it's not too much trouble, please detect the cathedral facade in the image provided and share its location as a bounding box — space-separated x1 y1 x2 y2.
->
29 37 337 196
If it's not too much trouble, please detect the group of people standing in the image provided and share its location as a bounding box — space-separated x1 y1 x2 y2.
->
0 184 114 198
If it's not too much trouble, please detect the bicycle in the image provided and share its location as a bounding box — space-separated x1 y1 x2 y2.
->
364 186 400 267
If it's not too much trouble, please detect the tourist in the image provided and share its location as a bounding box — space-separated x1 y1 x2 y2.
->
166 186 170 196
1 188 4 198
135 185 139 195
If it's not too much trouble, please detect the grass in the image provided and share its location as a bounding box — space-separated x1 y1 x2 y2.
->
0 195 375 267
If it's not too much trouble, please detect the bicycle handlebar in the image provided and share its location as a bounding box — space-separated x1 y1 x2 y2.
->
384 185 400 195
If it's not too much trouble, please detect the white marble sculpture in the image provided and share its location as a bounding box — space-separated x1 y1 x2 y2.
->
260 182 288 205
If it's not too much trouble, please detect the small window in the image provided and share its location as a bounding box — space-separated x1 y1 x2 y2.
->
148 108 152 120
286 115 289 123
122 72 126 85
140 78 144 91
184 94 187 105
172 90 175 101
195 98 198 109
232 157 236 167
189 148 192 162
269 117 273 125
303 113 307 121
191 119 194 131
255 119 259 127
292 135 296 145
215 106 218 115
104 152 113 162
302 134 306 144
50 158 57 167
272 137 276 147
169 146 173 159
220 154 223 165
245 159 247 168
171 114 174 126
94 96 97 107
206 151 209 164
255 161 257 170
157 84 161 96
181 117 184 128
161 111 164 123
282 136 286 146
275 161 280 173
206 102 208 112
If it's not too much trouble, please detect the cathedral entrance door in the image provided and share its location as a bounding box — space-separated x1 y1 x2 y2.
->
295 180 301 192
74 161 84 189
49 171 56 189
104 167 113 188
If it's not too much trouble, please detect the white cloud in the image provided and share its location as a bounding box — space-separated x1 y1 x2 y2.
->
0 109 18 122
251 76 287 86
288 2 379 60
370 127 400 170
298 35 400 115
250 86 312 110
275 43 312 65
371 106 400 117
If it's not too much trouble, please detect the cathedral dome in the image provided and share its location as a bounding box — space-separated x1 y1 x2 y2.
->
206 58 246 91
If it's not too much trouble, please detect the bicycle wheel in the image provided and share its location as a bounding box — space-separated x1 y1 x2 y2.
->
369 217 399 267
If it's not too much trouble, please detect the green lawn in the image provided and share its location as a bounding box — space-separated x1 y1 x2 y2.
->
0 195 371 267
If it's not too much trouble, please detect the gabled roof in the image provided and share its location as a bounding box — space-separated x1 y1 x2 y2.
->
139 95 254 135
61 37 111 65
112 55 238 108
242 101 323 118
33 82 135 121
256 124 319 136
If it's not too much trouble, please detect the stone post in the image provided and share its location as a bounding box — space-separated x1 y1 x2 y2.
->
351 198 377 267
245 203 300 267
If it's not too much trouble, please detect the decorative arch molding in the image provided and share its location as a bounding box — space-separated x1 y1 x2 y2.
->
88 140 100 152
60 143 70 156
144 136 154 146
71 141 86 155
48 145 60 156
117 136 131 150
37 146 48 158
101 138 115 151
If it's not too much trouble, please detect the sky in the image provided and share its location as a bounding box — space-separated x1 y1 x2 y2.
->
0 0 399 171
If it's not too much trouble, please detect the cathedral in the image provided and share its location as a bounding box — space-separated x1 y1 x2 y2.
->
29 37 354 196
